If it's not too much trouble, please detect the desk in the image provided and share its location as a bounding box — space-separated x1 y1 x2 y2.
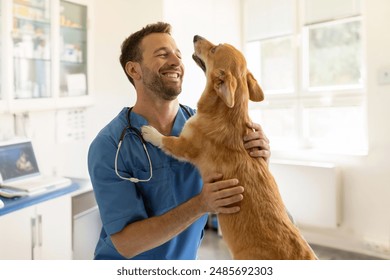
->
0 183 79 216
0 182 79 259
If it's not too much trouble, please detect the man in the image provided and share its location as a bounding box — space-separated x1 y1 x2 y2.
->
88 22 271 260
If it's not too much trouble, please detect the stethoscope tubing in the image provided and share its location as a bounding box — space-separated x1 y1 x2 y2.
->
115 105 191 183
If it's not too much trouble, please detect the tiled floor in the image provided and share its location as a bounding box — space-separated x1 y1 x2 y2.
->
198 229 384 260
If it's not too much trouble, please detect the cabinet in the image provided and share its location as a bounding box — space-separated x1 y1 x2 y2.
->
72 188 101 259
60 1 88 98
0 195 72 260
0 0 93 113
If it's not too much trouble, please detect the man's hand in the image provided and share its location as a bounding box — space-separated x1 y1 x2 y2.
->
197 173 244 214
244 122 271 163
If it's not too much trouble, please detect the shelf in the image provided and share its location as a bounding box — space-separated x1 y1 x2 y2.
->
60 24 85 31
9 98 56 113
0 0 92 112
56 95 93 109
13 0 47 11
13 56 51 61
12 30 50 40
13 15 50 24
60 60 85 65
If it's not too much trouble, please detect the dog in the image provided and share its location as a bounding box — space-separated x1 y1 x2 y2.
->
141 35 317 260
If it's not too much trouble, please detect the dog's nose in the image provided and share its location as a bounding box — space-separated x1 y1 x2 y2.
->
193 35 205 43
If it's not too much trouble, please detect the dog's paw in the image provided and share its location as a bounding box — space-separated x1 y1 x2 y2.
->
141 125 163 147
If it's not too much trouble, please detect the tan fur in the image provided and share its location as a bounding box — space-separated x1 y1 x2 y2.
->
142 36 317 260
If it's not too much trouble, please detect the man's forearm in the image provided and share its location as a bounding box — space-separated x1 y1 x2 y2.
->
111 194 205 259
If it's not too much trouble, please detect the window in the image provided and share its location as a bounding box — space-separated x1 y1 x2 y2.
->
247 37 295 94
305 18 363 90
244 0 366 155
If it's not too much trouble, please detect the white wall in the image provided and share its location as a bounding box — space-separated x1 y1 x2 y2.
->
356 0 390 251
163 0 242 107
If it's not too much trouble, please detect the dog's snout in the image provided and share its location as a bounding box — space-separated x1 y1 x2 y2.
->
193 35 205 43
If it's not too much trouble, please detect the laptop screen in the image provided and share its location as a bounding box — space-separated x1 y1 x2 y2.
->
0 141 39 183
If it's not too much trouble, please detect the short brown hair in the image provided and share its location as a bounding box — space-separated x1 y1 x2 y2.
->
119 22 172 86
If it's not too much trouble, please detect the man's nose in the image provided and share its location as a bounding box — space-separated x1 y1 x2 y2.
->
167 53 182 66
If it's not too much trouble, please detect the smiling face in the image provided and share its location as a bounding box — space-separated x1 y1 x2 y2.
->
129 33 185 101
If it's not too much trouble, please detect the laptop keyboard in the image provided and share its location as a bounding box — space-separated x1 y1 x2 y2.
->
5 176 71 192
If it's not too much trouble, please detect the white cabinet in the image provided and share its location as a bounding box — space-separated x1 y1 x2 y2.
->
0 206 34 259
0 0 93 113
72 188 101 259
0 195 72 260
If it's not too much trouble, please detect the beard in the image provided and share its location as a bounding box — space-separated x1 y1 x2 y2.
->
141 65 182 101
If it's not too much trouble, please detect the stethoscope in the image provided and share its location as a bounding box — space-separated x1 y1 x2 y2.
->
114 104 192 183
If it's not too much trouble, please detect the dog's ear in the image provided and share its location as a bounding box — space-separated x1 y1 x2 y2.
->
213 69 237 108
247 71 264 102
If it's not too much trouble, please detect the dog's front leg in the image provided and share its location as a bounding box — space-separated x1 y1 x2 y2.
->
141 125 196 162
141 125 164 147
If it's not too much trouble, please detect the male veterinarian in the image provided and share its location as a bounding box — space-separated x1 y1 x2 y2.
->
88 22 271 260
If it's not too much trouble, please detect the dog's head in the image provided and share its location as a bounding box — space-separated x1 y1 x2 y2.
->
192 35 263 108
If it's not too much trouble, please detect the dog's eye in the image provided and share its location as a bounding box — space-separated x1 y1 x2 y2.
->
211 47 217 54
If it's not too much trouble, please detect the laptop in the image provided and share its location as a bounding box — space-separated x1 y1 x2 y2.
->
0 139 71 196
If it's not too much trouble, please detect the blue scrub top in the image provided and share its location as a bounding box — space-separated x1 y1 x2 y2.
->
88 105 208 260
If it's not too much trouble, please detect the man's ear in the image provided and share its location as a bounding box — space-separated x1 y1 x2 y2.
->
213 69 237 108
125 61 141 81
247 71 264 102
